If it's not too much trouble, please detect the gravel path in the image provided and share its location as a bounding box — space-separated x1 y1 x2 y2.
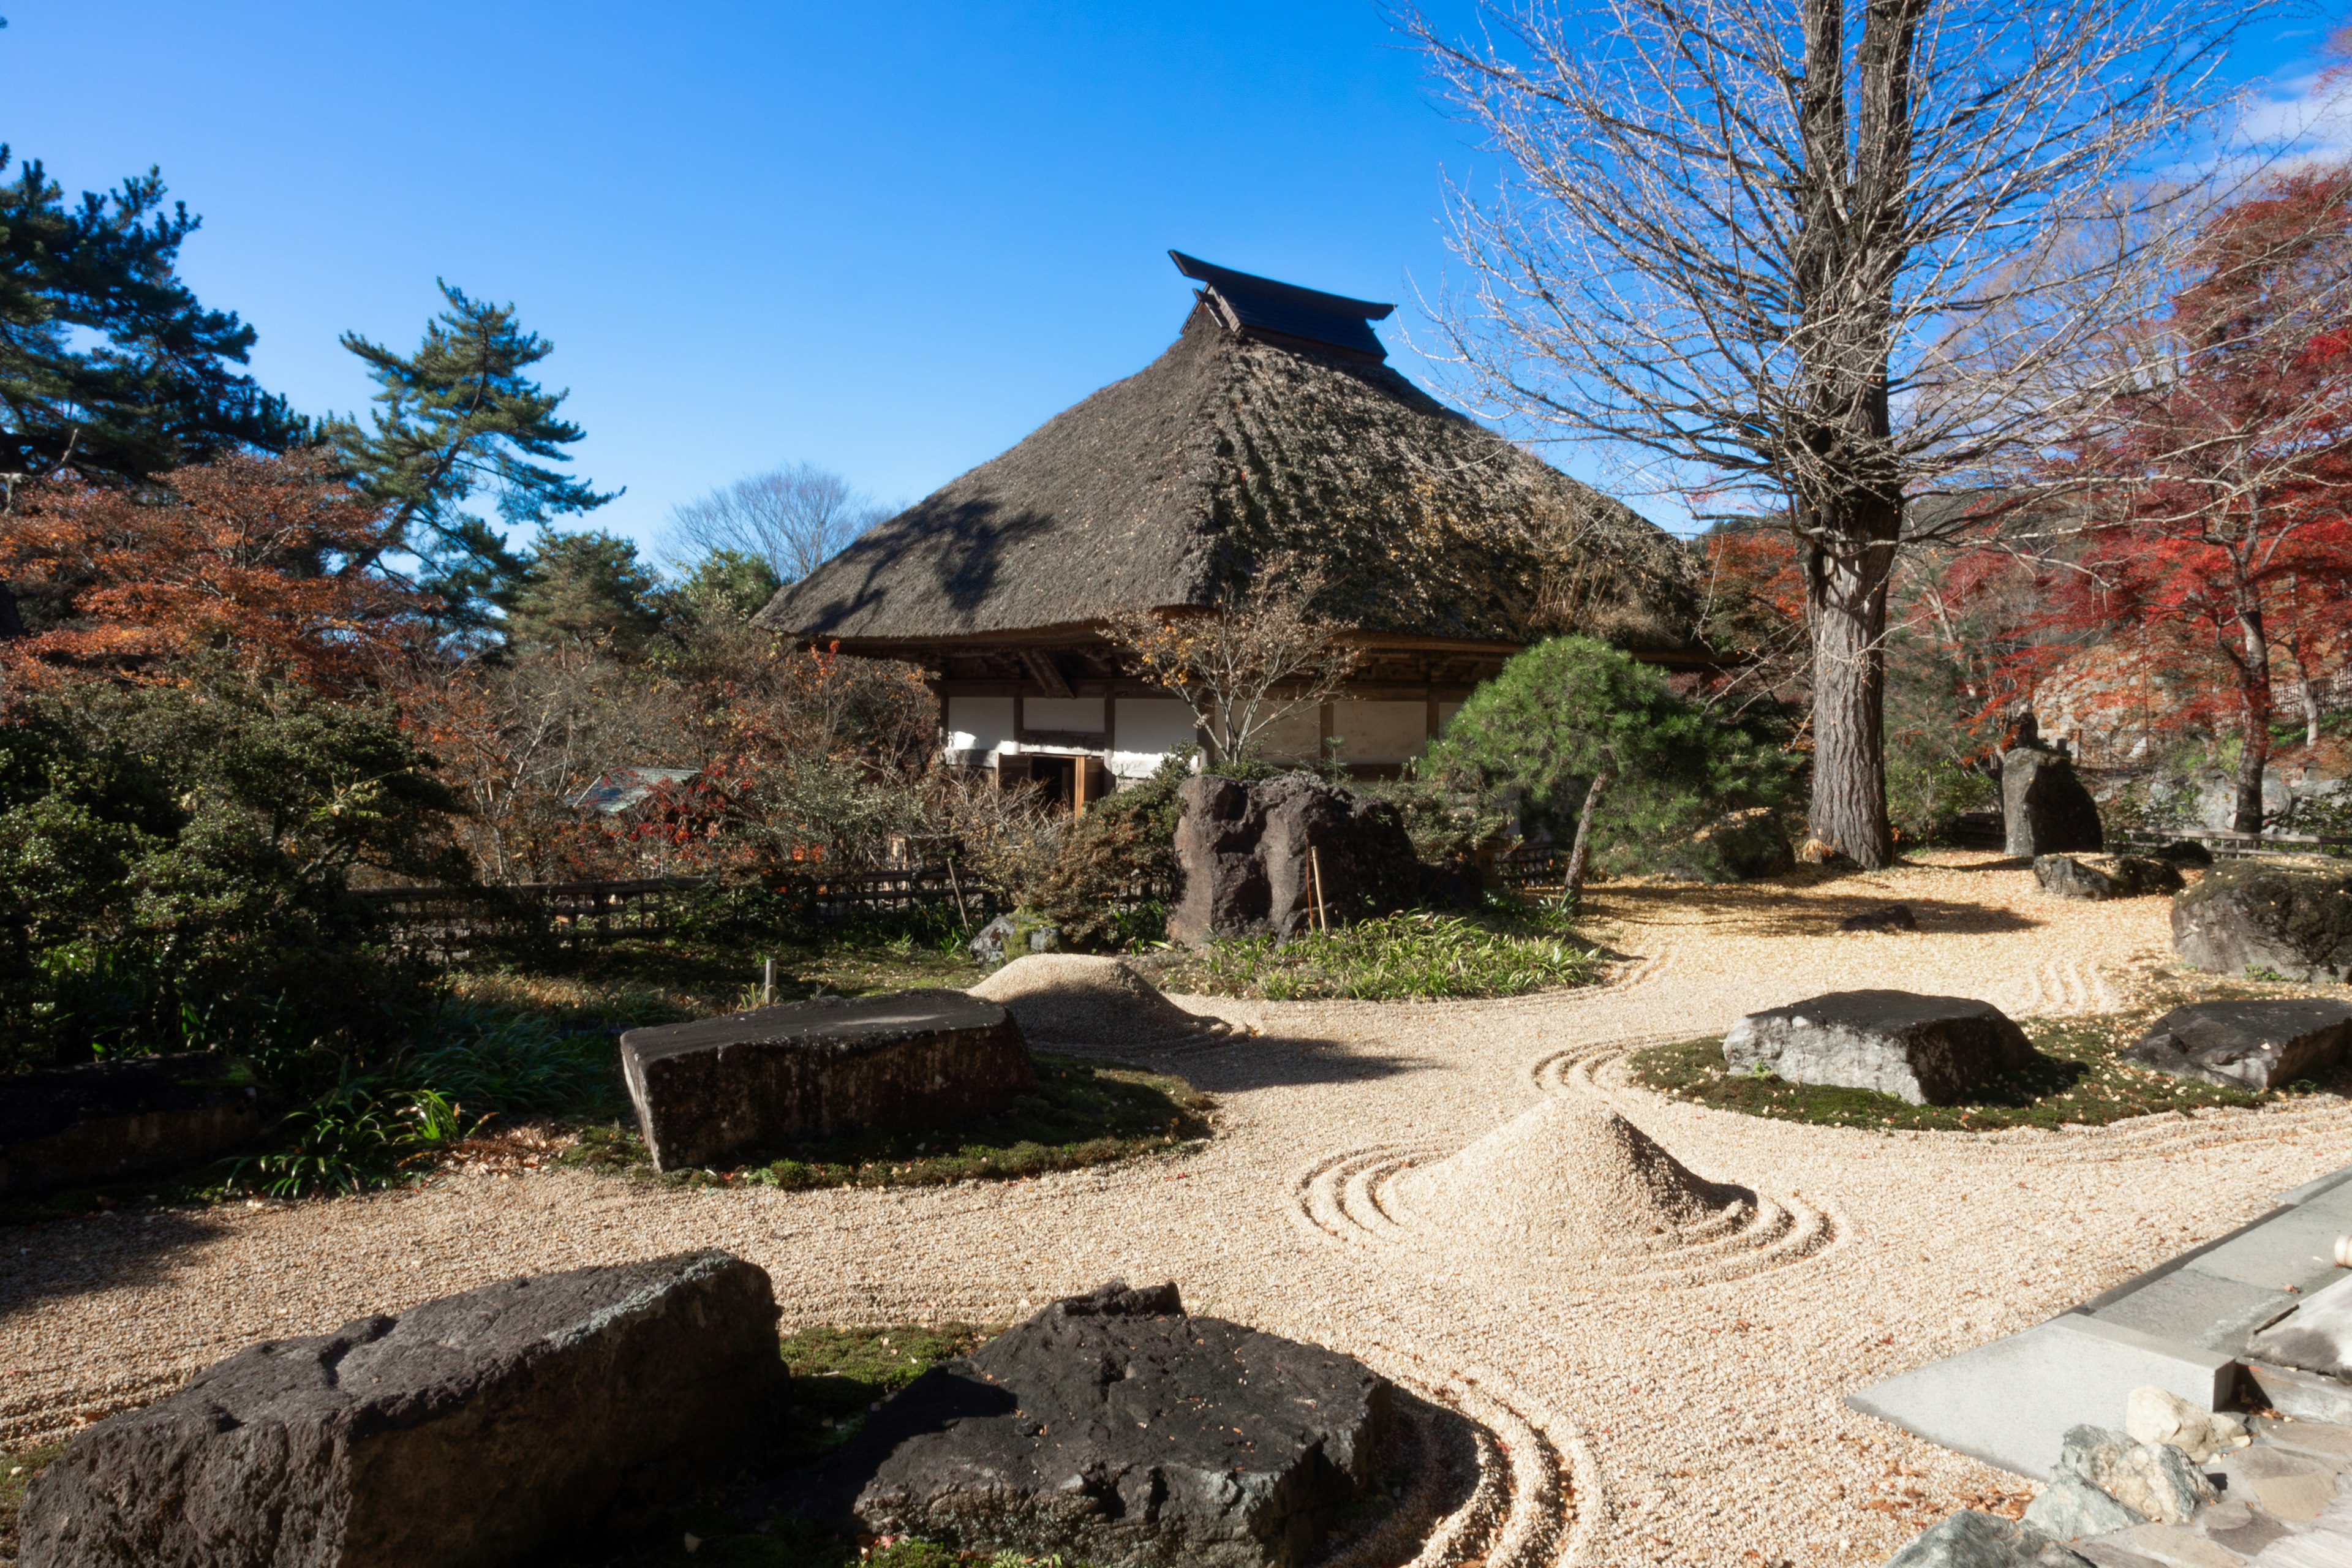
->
8 853 2351 1567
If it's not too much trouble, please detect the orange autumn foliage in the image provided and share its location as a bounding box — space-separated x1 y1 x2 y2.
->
1 451 431 696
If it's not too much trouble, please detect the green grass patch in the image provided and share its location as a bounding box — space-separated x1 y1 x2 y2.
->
1162 907 1602 1001
1 1439 67 1559
559 1054 1212 1189
1626 1006 2352 1131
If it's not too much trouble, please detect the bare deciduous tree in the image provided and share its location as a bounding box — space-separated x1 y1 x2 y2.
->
1405 0 2257 865
1103 553 1359 765
667 461 888 584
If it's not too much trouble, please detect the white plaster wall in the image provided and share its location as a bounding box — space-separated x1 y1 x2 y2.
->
1251 704 1322 765
1109 698 1197 780
945 696 1016 765
1024 697 1104 733
1334 700 1430 764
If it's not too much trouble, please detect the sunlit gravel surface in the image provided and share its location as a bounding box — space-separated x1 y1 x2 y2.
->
7 853 2351 1566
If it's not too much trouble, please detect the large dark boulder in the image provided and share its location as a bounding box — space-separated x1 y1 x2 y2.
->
1722 990 2035 1106
621 990 1035 1171
834 1280 1391 1568
20 1251 782 1568
2121 999 2352 1091
2002 748 2103 859
0 1054 261 1197
1168 773 1418 946
2172 861 2352 982
2032 854 2185 901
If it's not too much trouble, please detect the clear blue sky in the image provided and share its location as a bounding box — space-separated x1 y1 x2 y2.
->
2 2 2338 559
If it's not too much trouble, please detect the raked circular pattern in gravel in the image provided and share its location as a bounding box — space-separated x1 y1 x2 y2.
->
7 853 2352 1567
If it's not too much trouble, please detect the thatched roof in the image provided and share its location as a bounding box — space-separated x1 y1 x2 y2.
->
757 261 1703 656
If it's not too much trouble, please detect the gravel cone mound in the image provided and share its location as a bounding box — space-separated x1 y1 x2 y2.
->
970 955 1233 1047
1398 1096 1742 1261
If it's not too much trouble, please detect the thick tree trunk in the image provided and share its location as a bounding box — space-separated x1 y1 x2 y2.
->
1561 769 1612 905
1804 514 1899 868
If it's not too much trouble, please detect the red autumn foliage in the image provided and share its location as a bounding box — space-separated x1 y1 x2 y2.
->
2043 167 2352 829
0 450 431 696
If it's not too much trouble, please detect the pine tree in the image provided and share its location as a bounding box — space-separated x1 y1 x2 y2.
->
0 149 303 486
503 529 663 653
328 283 616 621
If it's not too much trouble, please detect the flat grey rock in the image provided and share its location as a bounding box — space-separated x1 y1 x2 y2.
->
1841 903 1921 932
19 1251 782 1568
1882 1509 2094 1566
2026 1474 2144 1539
1724 990 2034 1105
2172 862 2352 984
2245 1275 2352 1382
2121 1000 2352 1092
620 989 1035 1170
2056 1425 2215 1526
835 1280 1391 1568
2035 856 2185 902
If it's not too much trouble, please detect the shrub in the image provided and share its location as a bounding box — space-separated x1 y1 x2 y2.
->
1166 908 1600 1000
1029 753 1192 948
1424 636 1798 881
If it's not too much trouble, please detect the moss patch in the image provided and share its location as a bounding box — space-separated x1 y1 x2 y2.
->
558 1054 1211 1189
0 1440 67 1559
1627 998 2352 1131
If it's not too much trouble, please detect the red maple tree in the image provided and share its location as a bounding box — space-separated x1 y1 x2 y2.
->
2050 167 2352 831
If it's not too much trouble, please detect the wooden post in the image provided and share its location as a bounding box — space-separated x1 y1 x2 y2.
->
1073 754 1091 813
946 858 970 927
762 957 775 1006
1310 848 1329 933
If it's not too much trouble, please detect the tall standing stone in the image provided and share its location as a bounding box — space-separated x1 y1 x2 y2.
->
2003 747 2103 858
1167 772 1418 945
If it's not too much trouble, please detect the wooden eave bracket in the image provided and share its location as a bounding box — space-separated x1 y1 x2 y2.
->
1020 648 1074 698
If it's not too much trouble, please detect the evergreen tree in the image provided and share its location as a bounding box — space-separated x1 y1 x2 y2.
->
0 148 303 486
503 529 663 652
327 283 616 621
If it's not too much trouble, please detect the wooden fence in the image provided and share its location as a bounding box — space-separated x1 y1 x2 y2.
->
2108 826 2351 860
352 865 993 958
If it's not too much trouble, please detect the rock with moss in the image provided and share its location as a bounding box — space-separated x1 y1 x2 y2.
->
1168 773 1418 945
2120 998 2352 1091
2003 748 2103 859
2171 860 2352 982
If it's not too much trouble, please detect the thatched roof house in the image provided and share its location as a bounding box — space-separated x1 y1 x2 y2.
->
757 252 1706 796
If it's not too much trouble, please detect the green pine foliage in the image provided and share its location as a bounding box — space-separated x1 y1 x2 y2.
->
0 149 303 484
1424 636 1798 881
503 529 666 652
326 282 616 621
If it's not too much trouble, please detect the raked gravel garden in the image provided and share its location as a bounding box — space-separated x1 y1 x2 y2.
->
7 850 2352 1567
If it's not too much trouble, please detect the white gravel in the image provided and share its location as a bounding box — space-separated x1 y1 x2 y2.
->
6 853 2350 1567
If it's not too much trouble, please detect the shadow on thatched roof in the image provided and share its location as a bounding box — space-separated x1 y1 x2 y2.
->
758 268 1704 655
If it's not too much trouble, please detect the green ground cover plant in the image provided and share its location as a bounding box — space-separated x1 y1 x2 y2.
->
1161 907 1602 1001
1625 995 2352 1131
559 1054 1210 1190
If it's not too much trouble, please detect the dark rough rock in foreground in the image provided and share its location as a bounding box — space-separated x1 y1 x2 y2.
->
2172 861 2352 983
2002 748 2103 859
621 990 1035 1170
1169 773 1419 946
1723 990 2035 1106
835 1280 1391 1567
1839 902 1919 933
1881 1509 2094 1566
20 1251 782 1568
2032 854 2185 901
2121 998 2352 1091
0 1054 260 1197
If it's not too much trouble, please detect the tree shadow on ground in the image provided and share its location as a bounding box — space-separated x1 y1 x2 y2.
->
1593 883 2041 937
1057 1031 1428 1093
0 1205 231 1319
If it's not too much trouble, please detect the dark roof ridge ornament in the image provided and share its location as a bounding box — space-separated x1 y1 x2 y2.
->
1169 250 1394 361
